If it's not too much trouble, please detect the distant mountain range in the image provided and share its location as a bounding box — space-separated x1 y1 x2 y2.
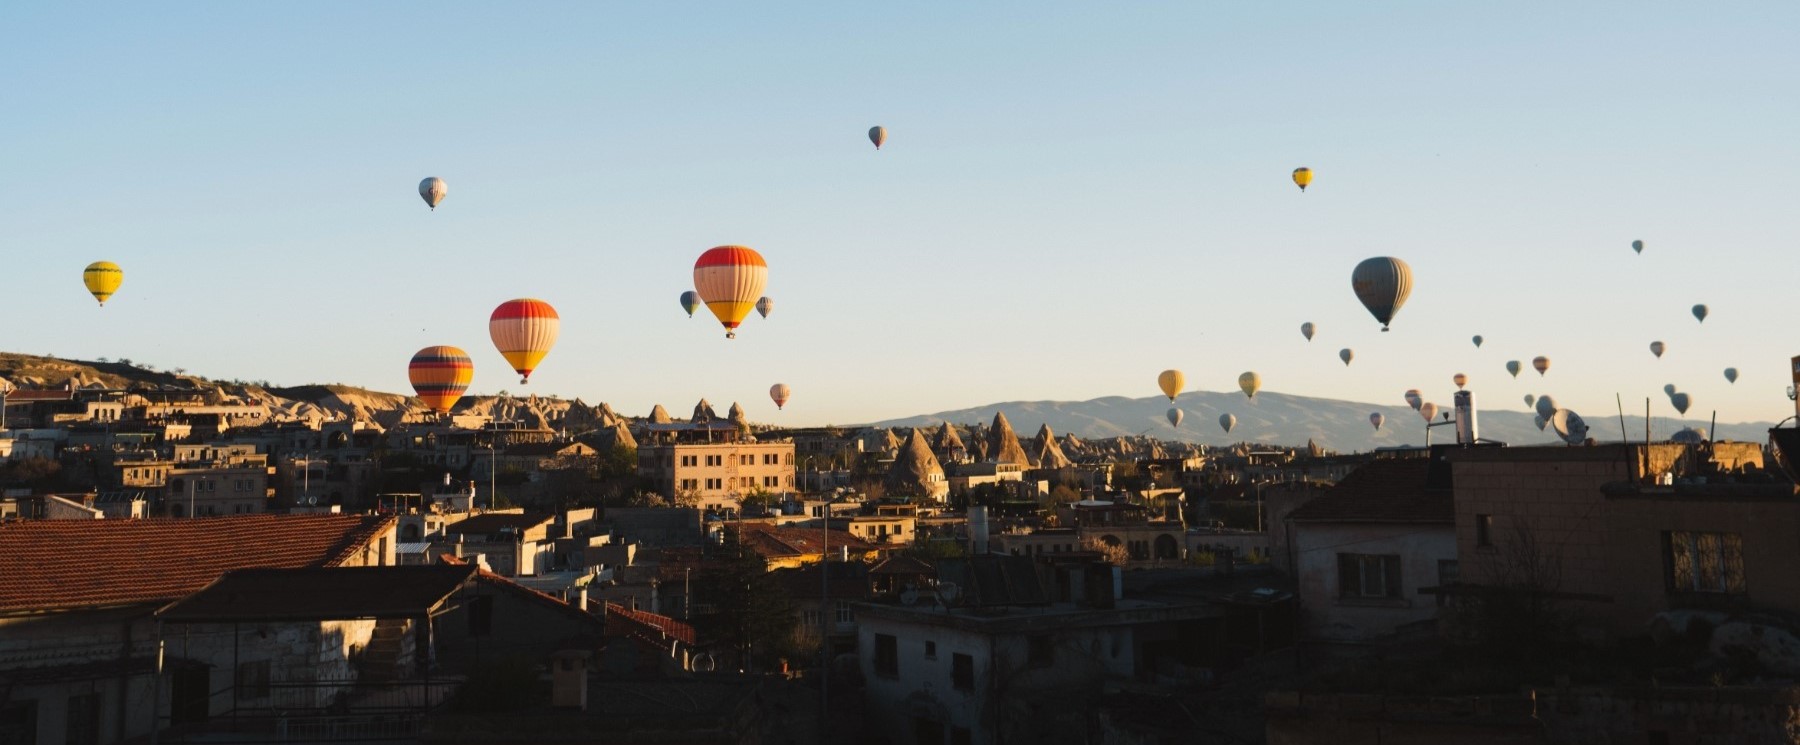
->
868 391 1781 453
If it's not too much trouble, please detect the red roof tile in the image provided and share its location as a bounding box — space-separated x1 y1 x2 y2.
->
600 601 697 646
737 523 881 559
1286 458 1451 524
0 513 395 615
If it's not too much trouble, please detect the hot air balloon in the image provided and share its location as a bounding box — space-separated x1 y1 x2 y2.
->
1301 322 1315 341
756 297 774 319
1724 368 1739 384
1339 348 1354 366
1453 373 1468 390
769 383 792 410
408 346 474 413
1671 392 1692 415
489 299 559 384
679 290 700 318
1238 372 1261 400
419 177 447 210
1524 394 1536 408
1650 341 1666 358
1663 384 1677 397
1419 403 1439 423
1350 257 1413 331
1472 335 1484 348
1692 304 1708 323
82 261 122 307
1535 395 1557 420
1632 240 1644 254
693 245 769 339
1533 356 1550 376
1506 360 1522 378
1167 407 1183 428
1534 414 1548 431
1292 167 1313 192
1405 389 1423 411
1157 370 1185 403
1369 412 1385 431
868 126 887 150
1218 413 1237 433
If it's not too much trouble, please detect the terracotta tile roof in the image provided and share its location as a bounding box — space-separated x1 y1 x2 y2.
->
1286 458 1451 524
737 523 881 559
870 555 936 576
437 554 607 634
0 513 395 615
599 601 697 647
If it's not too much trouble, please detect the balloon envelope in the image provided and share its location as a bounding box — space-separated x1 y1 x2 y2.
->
419 177 447 210
1650 341 1666 358
1506 360 1522 378
1534 414 1548 431
693 245 769 339
1524 394 1536 408
1533 356 1550 375
1167 407 1183 428
1157 370 1185 402
1292 167 1312 191
1218 413 1236 433
409 346 474 413
1453 373 1468 389
1301 322 1315 341
1238 372 1261 399
1663 384 1677 397
769 383 792 410
1671 392 1692 415
1369 412 1384 431
868 126 887 149
1724 368 1738 384
1472 335 1484 348
1419 402 1439 423
1350 257 1413 331
756 296 774 319
1404 389 1423 411
679 290 700 317
82 261 122 306
489 299 560 384
1632 239 1644 254
1692 304 1708 323
1339 348 1354 366
1535 395 1557 420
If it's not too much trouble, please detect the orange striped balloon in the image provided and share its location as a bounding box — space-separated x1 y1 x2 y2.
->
489 299 559 383
693 246 768 339
409 346 474 413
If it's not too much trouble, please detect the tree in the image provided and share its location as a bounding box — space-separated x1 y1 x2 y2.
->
739 487 776 514
691 527 796 671
1082 537 1130 566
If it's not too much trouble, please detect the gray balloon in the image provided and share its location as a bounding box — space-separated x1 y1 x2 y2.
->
1535 395 1557 420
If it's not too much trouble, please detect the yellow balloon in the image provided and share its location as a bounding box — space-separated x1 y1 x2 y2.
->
83 261 123 307
1292 167 1313 192
1157 369 1184 402
1238 371 1261 399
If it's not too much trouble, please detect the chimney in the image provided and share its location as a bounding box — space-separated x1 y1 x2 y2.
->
1791 355 1800 422
628 595 638 613
575 587 588 612
969 506 990 555
1454 391 1478 445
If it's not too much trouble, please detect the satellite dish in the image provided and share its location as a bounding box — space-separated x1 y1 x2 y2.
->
937 582 961 604
692 654 717 672
900 588 921 606
306 496 318 505
1550 409 1588 444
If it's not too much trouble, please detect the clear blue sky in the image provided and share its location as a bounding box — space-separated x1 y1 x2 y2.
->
3 2 1796 426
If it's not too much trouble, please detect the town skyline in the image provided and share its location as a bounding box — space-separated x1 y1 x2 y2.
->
4 3 1797 424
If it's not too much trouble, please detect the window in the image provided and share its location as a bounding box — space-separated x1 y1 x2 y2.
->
835 600 854 625
1476 514 1493 547
874 634 898 678
741 455 753 466
951 653 974 691
237 660 272 699
66 692 99 745
1028 635 1054 666
1664 531 1745 594
468 595 494 636
1337 553 1402 599
802 610 823 630
924 641 937 659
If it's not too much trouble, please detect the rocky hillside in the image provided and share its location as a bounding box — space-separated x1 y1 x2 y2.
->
870 390 1781 453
